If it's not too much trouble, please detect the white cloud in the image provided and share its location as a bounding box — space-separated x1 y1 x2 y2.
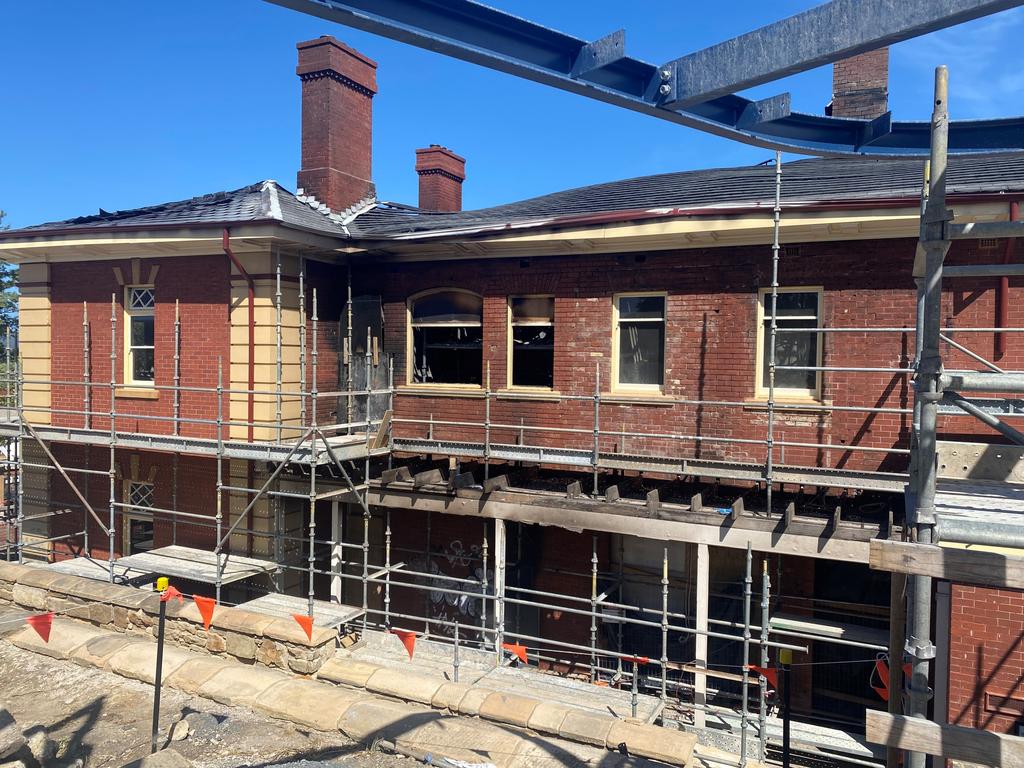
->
893 7 1024 119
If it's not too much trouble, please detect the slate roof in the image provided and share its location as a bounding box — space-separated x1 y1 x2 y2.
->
3 180 354 238
348 152 1024 238
5 153 1024 243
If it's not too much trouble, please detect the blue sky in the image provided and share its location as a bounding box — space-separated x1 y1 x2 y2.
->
1 1 1022 229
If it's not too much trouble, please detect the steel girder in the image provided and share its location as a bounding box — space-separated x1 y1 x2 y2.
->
265 0 1024 157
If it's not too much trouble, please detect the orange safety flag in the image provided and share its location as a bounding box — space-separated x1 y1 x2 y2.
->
390 628 417 660
871 657 912 702
292 613 314 642
194 595 217 630
26 612 53 643
501 642 528 663
746 664 778 689
160 585 184 605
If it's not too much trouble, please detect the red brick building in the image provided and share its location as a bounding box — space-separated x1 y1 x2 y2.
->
2 36 1022 759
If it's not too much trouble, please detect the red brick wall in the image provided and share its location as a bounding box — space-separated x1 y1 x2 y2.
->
360 237 1024 473
45 445 219 560
49 256 230 439
948 584 1024 732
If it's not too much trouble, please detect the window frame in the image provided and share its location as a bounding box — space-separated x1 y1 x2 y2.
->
124 284 156 387
611 291 668 393
406 288 484 388
754 286 824 401
121 480 155 556
507 294 555 391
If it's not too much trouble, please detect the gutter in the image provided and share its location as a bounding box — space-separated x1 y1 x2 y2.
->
365 191 1022 243
223 228 255 442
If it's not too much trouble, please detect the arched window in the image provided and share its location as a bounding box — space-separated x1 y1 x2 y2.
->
409 289 483 385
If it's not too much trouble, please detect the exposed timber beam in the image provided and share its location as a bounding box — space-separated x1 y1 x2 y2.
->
661 0 1024 107
869 539 1024 589
865 711 1024 768
263 0 1024 156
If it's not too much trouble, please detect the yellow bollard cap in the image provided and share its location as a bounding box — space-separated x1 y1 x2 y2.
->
156 576 169 592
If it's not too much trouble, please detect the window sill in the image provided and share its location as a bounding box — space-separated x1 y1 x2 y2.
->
496 389 562 402
397 386 486 399
115 387 159 400
744 397 830 414
601 392 675 406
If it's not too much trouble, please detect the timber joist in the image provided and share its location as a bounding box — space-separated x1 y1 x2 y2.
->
367 469 887 561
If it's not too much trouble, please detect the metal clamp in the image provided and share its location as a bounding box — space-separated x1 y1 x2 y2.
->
905 637 937 660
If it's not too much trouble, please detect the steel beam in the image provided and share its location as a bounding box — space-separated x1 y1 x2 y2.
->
263 0 1024 156
661 0 1024 107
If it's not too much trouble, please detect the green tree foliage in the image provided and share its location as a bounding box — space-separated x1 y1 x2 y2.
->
0 211 16 346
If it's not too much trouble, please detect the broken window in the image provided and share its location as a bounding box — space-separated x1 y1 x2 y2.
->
615 294 665 389
758 288 822 398
510 296 554 388
410 290 483 385
125 285 155 385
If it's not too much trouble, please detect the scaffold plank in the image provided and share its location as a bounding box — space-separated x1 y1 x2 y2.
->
869 539 1024 589
865 711 1024 767
115 545 277 585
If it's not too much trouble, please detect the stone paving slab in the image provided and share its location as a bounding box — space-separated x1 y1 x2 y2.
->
366 667 443 705
559 709 615 747
527 701 572 735
338 699 441 743
108 641 194 684
8 619 106 660
254 678 362 731
316 657 382 687
72 634 139 669
198 665 290 708
164 656 233 695
478 692 539 728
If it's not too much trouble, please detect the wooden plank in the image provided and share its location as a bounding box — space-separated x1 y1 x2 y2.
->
865 711 1024 768
413 468 444 488
372 409 392 449
870 539 1024 589
483 474 509 493
380 466 412 485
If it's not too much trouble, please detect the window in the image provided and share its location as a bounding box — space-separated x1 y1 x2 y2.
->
757 287 823 399
613 293 666 390
409 290 483 385
125 286 155 385
123 480 154 555
509 296 554 389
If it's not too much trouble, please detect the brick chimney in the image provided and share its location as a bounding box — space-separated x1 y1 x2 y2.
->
827 48 889 119
416 145 466 212
296 36 377 212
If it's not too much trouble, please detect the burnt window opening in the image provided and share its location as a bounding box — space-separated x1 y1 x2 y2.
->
410 290 483 385
510 296 554 389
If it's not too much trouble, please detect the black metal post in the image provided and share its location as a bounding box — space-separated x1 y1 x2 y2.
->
151 586 168 753
781 658 792 768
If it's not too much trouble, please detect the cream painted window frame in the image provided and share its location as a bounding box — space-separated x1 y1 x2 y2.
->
406 288 485 389
754 286 824 401
121 479 155 556
124 285 156 387
611 291 667 393
507 295 555 391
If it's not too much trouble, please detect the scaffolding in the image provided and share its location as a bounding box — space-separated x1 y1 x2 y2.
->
0 84 1023 768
